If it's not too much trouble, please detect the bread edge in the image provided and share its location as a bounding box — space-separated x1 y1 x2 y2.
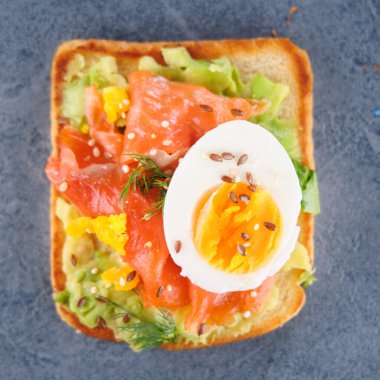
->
49 38 314 350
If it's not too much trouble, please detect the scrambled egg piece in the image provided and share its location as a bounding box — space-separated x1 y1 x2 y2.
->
101 265 140 291
66 213 127 255
102 86 130 124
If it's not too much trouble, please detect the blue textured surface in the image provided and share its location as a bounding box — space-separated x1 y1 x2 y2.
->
0 0 379 379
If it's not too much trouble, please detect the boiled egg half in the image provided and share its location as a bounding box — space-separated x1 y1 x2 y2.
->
163 120 302 293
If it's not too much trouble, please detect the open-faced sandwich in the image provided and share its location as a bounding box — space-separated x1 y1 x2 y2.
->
46 38 320 351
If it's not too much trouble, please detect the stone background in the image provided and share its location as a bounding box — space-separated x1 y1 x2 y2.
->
0 1 379 379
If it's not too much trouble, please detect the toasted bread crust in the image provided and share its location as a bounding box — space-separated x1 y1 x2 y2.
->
50 38 314 349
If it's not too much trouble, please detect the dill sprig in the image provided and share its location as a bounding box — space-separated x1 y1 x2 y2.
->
106 298 178 350
119 153 170 219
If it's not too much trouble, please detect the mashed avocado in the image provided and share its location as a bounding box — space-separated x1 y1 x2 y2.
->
53 198 315 350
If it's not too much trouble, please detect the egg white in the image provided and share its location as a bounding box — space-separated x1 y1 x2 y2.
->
163 120 302 293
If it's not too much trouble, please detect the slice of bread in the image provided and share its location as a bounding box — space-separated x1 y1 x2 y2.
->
50 38 314 349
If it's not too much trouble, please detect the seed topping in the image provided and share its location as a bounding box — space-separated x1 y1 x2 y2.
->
156 286 164 297
237 154 248 166
126 271 137 282
198 323 207 336
221 152 235 160
96 296 107 303
70 254 77 267
237 244 246 256
229 191 238 203
93 147 101 157
231 108 244 116
209 153 223 162
123 314 130 323
239 194 251 203
98 317 107 328
175 240 182 253
76 296 86 308
247 184 257 192
246 172 254 185
58 182 68 192
221 175 235 183
199 104 213 112
241 232 250 241
264 222 277 231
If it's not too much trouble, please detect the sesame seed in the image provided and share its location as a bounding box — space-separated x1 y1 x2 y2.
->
248 184 257 192
241 232 250 241
91 267 99 275
119 277 126 287
84 156 91 162
105 283 112 289
145 241 152 248
90 286 97 294
150 149 157 155
254 224 260 231
122 165 129 173
104 152 113 159
123 314 130 323
121 112 126 119
251 291 258 297
167 285 173 292
243 310 251 318
151 133 157 139
58 182 68 192
244 242 251 248
127 132 135 140
163 139 173 146
122 99 129 105
118 103 123 109
96 296 107 303
93 147 100 157
161 120 169 128
239 194 251 203
246 172 254 185
88 139 96 146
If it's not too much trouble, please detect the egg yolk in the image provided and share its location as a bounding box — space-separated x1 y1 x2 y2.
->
194 182 282 274
66 213 127 255
102 86 130 124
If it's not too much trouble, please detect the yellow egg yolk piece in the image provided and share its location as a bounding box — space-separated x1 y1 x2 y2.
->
101 265 140 291
102 86 130 124
194 182 282 274
66 213 127 255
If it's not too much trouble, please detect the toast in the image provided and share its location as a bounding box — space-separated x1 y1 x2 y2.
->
50 38 314 349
